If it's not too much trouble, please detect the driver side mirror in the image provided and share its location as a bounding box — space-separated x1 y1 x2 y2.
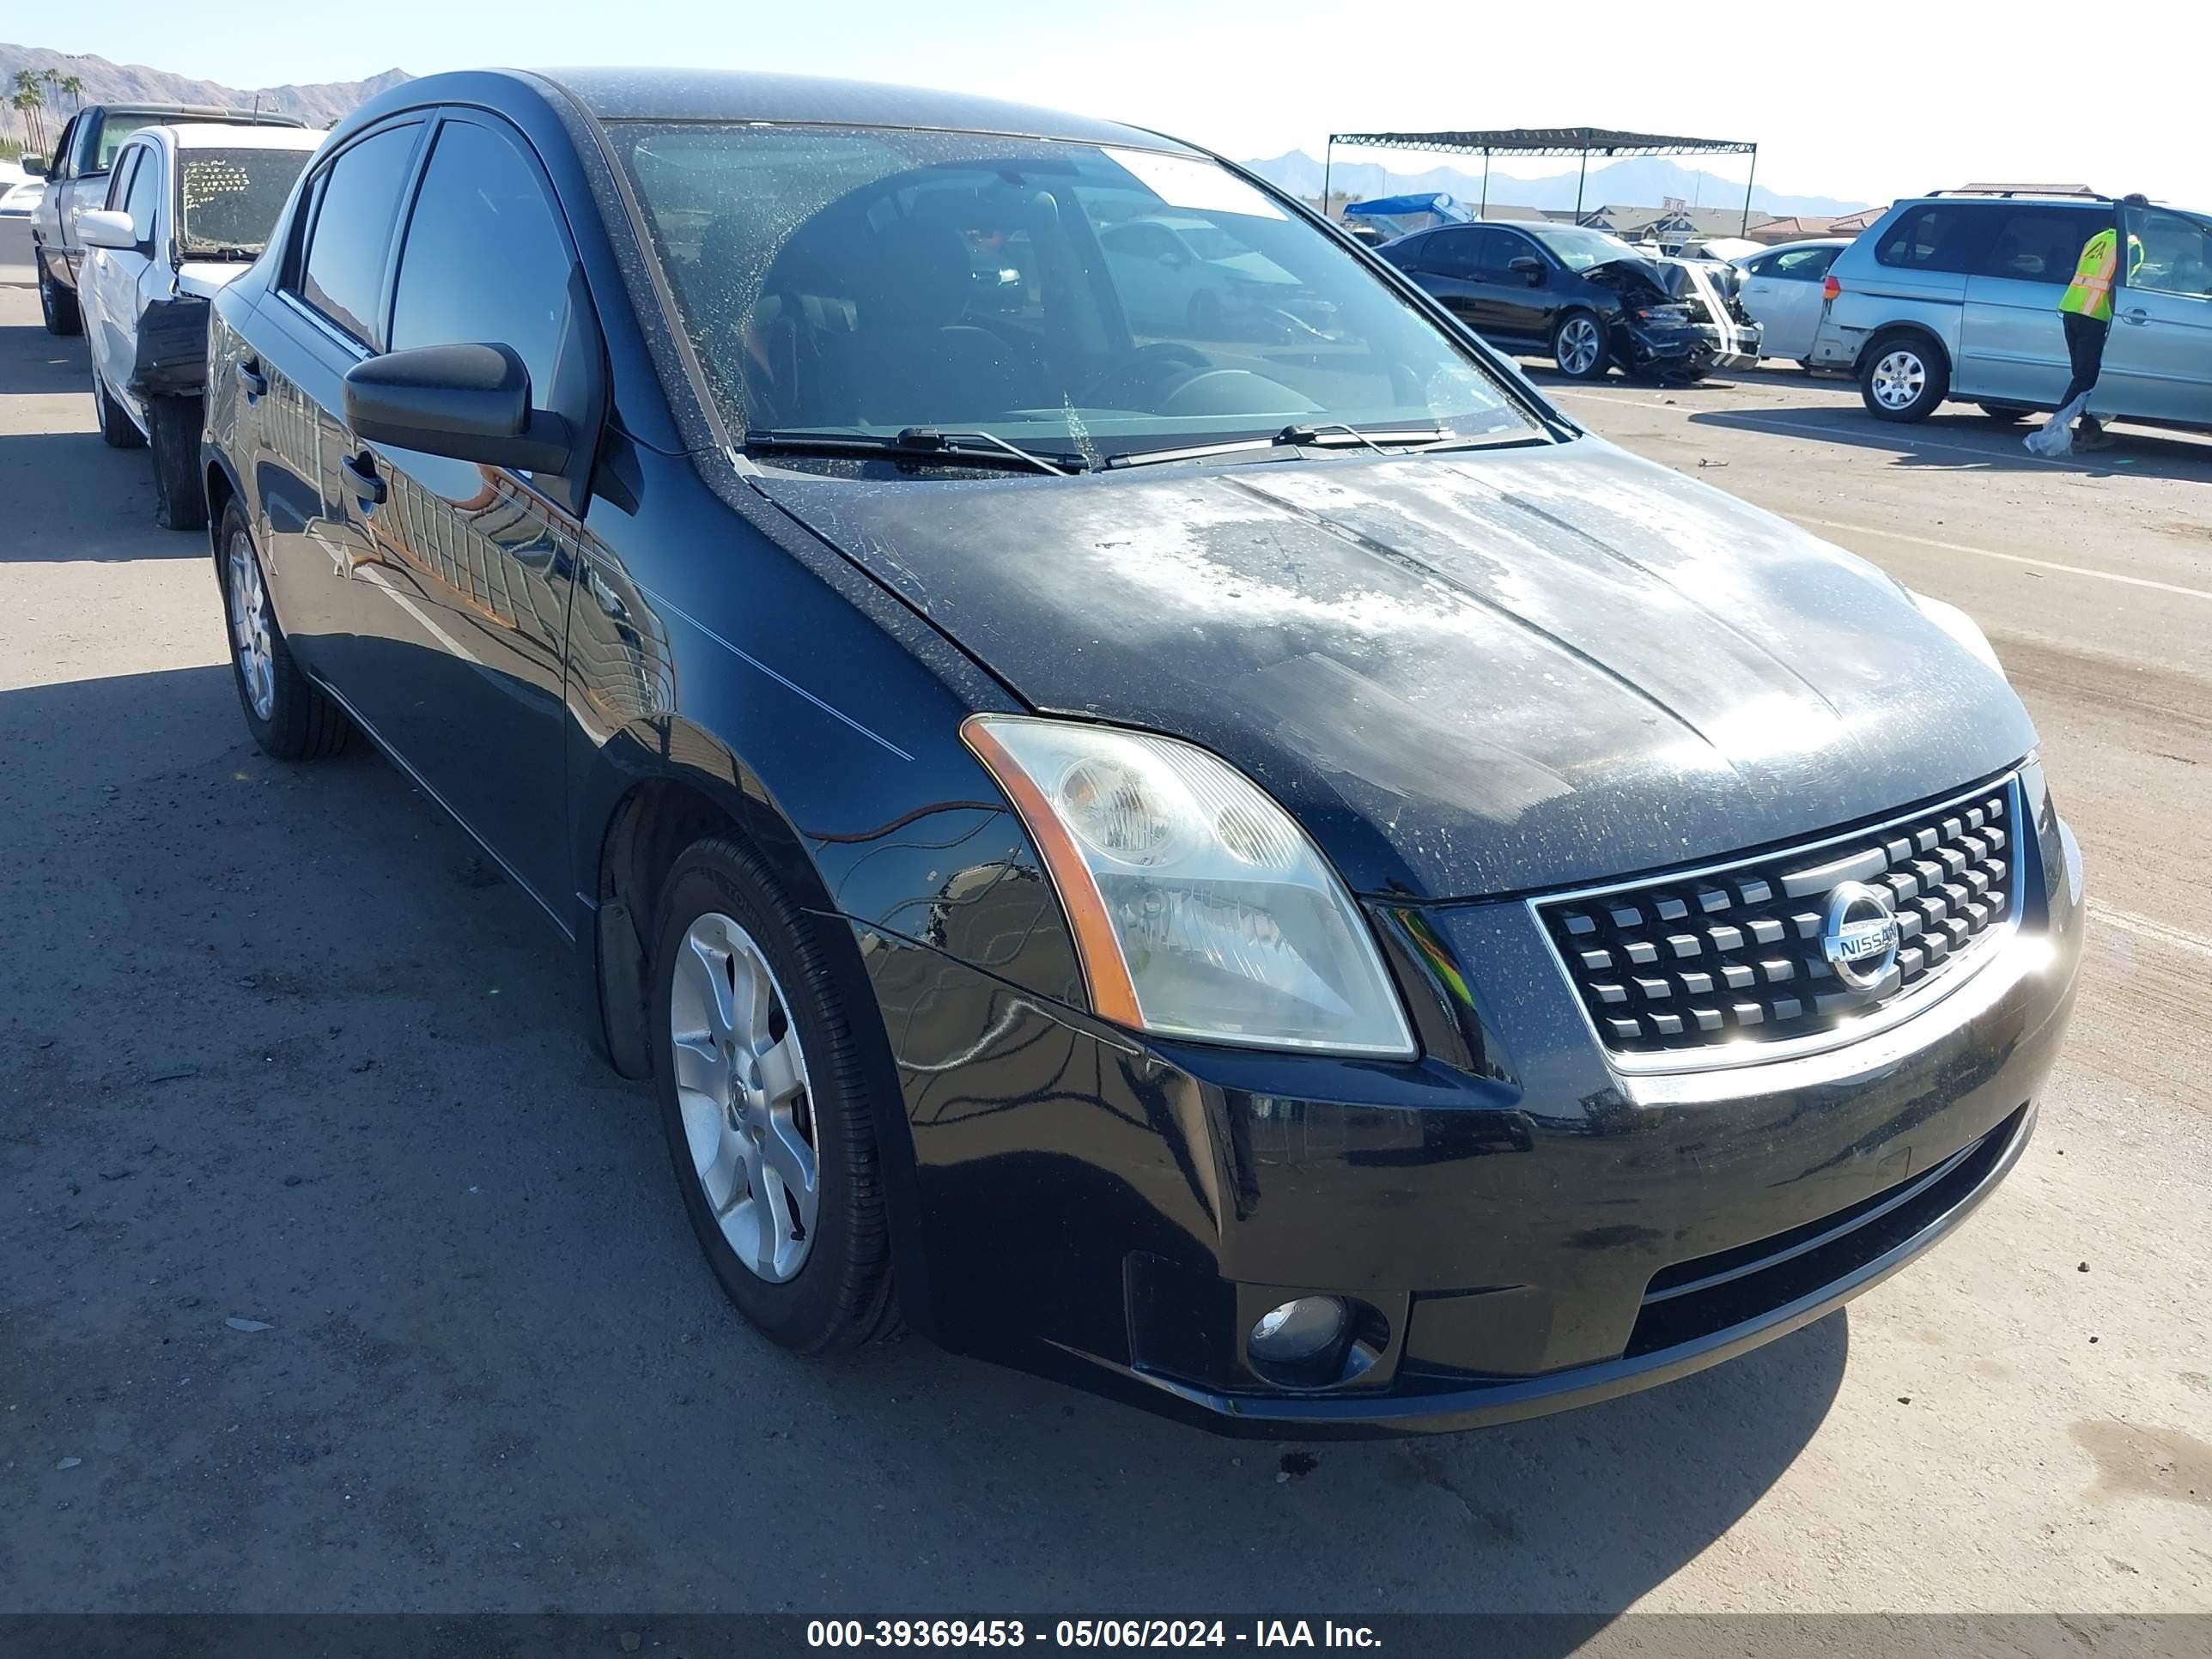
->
21 155 46 179
343 343 573 476
1158 248 1191 268
78 209 142 252
1508 254 1547 286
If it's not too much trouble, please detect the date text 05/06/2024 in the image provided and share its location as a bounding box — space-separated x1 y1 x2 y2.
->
806 1620 1383 1649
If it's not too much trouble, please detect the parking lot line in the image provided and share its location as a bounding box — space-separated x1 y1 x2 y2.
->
1547 387 2101 473
1792 516 2212 604
2090 901 2212 963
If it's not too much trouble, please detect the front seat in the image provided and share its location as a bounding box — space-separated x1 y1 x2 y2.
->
827 221 1024 426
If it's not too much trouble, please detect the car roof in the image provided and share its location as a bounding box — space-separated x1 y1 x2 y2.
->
528 66 1197 153
88 102 307 126
152 123 327 152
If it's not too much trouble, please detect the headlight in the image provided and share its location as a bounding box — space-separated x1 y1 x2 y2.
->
1911 590 2006 678
962 716 1416 1058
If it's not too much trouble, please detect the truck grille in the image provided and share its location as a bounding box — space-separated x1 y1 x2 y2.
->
1537 775 2021 1061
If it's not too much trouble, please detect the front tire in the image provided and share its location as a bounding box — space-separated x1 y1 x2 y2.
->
1552 309 1610 380
39 264 82 337
94 368 145 450
149 395 207 531
652 837 897 1355
217 501 352 760
1859 334 1948 422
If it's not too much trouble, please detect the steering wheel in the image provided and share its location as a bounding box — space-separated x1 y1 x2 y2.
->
1079 342 1214 410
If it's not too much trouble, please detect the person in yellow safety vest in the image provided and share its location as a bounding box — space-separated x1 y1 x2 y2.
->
2051 193 2149 451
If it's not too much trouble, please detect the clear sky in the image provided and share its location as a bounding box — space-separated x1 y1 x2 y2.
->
20 0 2207 209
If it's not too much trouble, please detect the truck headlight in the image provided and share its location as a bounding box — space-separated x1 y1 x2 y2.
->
962 716 1417 1058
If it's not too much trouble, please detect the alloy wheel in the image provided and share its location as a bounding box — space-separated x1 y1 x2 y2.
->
226 528 276 721
1870 349 1926 410
669 911 820 1283
1558 317 1601 376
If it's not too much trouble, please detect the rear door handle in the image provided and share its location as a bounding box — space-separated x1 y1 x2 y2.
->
341 450 386 506
2119 308 2151 325
235 358 267 397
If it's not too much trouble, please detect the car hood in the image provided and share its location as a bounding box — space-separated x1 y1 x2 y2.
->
755 439 2037 901
177 261 253 300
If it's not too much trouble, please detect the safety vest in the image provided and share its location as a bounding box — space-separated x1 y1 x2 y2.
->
2058 228 2145 321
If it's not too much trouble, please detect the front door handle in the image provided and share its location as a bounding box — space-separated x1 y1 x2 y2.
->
2119 307 2151 325
235 358 267 397
341 450 386 506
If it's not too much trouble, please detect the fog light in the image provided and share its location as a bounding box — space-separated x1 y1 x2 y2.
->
1249 1296 1348 1364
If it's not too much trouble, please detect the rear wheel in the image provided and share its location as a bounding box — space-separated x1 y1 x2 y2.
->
1552 309 1610 380
1859 334 1948 422
149 395 207 531
94 368 145 450
217 501 352 760
652 837 899 1355
39 264 82 337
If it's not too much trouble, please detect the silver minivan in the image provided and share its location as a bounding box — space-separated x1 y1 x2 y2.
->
1808 190 2212 428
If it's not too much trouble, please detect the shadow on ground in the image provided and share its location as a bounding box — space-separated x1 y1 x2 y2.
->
0 664 1844 1623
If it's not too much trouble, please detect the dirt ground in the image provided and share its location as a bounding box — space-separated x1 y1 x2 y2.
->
2 284 2207 1616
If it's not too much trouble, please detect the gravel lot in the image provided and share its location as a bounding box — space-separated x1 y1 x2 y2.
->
3 282 2208 1616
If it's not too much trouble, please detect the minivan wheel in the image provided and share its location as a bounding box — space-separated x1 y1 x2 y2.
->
652 837 898 1355
217 501 352 760
149 395 207 531
1860 335 1948 422
94 368 145 450
40 267 82 337
1553 310 1610 380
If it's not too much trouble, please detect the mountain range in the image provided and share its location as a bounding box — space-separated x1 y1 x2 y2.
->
1 42 409 141
1243 149 1869 218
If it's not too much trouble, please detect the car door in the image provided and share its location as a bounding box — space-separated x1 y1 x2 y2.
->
1474 227 1553 345
341 110 604 910
1740 245 1837 359
2098 203 2212 425
89 143 164 412
246 118 429 696
82 144 143 392
1401 228 1494 336
31 114 76 272
1956 205 2104 404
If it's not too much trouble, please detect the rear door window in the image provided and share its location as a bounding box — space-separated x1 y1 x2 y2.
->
1420 228 1491 278
1875 204 1985 273
294 122 424 347
1972 208 2101 284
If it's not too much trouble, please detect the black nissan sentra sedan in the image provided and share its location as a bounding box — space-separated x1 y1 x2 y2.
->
201 68 2083 1435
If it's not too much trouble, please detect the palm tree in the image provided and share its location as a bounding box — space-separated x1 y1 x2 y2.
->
10 72 45 154
59 73 85 112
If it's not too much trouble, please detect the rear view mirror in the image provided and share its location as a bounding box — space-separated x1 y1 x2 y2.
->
343 343 572 475
1508 254 1546 285
78 209 140 251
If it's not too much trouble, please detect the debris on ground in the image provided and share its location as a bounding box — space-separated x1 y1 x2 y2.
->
225 1317 274 1333
148 1064 198 1084
56 1457 82 1471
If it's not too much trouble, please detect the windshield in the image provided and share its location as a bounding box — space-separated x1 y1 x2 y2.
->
611 123 1546 463
1532 226 1644 270
179 147 313 258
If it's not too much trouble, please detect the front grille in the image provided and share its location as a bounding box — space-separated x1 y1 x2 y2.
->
1539 775 2021 1060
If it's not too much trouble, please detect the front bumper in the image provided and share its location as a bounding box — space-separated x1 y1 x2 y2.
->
860 774 2081 1437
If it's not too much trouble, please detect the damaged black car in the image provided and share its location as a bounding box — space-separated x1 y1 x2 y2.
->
1377 219 1759 381
203 69 2076 1437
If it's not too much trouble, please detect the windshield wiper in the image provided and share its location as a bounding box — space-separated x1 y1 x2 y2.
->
1102 422 1458 471
743 427 1083 477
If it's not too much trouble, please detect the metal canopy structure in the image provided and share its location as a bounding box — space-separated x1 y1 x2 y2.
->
1325 126 1761 234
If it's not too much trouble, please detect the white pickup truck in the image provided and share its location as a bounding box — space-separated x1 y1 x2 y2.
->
30 101 306 337
75 123 323 529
